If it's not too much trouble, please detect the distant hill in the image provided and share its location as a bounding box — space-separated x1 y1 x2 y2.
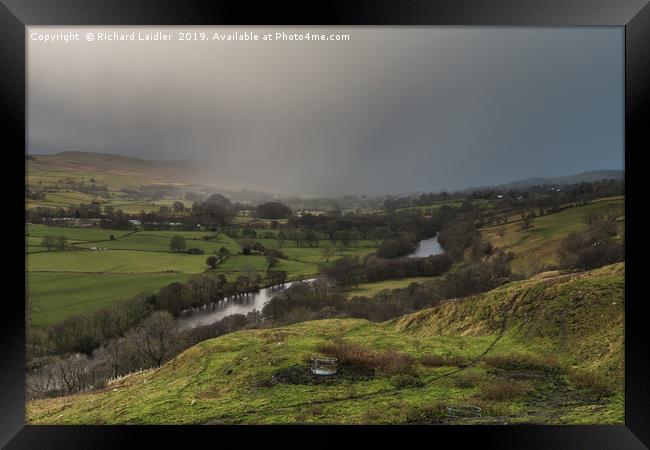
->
28 151 624 197
28 151 193 181
468 170 624 192
26 151 287 205
27 151 243 194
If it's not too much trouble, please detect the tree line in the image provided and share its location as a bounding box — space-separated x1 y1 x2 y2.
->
262 252 514 325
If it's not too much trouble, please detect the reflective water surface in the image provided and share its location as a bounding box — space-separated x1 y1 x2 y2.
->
176 278 315 329
177 235 444 330
407 235 443 258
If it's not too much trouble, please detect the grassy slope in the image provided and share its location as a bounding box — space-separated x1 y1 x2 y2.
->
27 263 624 425
481 197 624 274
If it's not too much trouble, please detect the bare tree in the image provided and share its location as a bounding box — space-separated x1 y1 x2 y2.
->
172 201 185 213
54 354 89 394
26 365 54 399
206 255 218 269
369 226 390 246
519 217 533 232
169 235 187 252
41 235 56 251
320 243 335 263
103 307 132 378
235 275 252 293
25 291 33 337
56 235 68 250
131 311 178 367
216 246 230 261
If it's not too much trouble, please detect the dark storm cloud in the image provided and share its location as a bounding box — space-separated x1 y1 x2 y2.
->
28 27 623 195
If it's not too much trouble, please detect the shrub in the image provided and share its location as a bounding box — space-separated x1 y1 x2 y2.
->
265 248 287 260
558 218 624 270
569 371 613 398
241 227 257 238
169 235 186 252
250 374 274 388
420 354 467 368
186 247 204 255
390 373 424 388
378 350 417 375
454 372 483 389
363 254 452 282
316 340 416 375
295 405 324 423
467 398 510 417
478 379 532 401
404 403 447 424
256 202 292 220
376 236 418 259
206 255 218 269
483 353 562 374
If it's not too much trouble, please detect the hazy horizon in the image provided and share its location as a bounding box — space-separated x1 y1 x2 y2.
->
28 27 624 196
29 149 623 197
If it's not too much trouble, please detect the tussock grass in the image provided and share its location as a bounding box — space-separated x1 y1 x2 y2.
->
483 353 562 374
404 403 448 424
316 339 416 375
295 405 325 423
390 374 424 388
478 379 533 401
420 354 467 368
454 372 483 389
466 398 511 417
569 370 613 398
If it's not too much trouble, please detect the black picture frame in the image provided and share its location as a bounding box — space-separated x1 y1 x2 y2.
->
1 1 648 448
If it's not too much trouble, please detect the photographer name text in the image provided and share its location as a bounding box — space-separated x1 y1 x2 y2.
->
30 31 351 44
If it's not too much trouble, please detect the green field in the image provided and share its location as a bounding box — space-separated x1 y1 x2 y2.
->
274 259 320 279
481 197 624 274
27 249 211 274
27 263 624 425
27 224 134 242
347 277 438 298
26 186 189 214
27 272 192 327
26 226 243 326
212 254 269 273
26 154 192 209
396 200 464 214
74 233 240 254
28 200 192 214
26 224 380 327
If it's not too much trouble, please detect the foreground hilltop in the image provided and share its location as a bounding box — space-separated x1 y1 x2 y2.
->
27 263 624 425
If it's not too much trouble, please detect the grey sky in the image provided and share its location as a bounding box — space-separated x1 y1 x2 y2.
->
28 27 624 195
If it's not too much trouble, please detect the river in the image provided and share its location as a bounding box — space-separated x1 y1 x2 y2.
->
176 278 315 330
177 235 444 330
407 235 443 258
